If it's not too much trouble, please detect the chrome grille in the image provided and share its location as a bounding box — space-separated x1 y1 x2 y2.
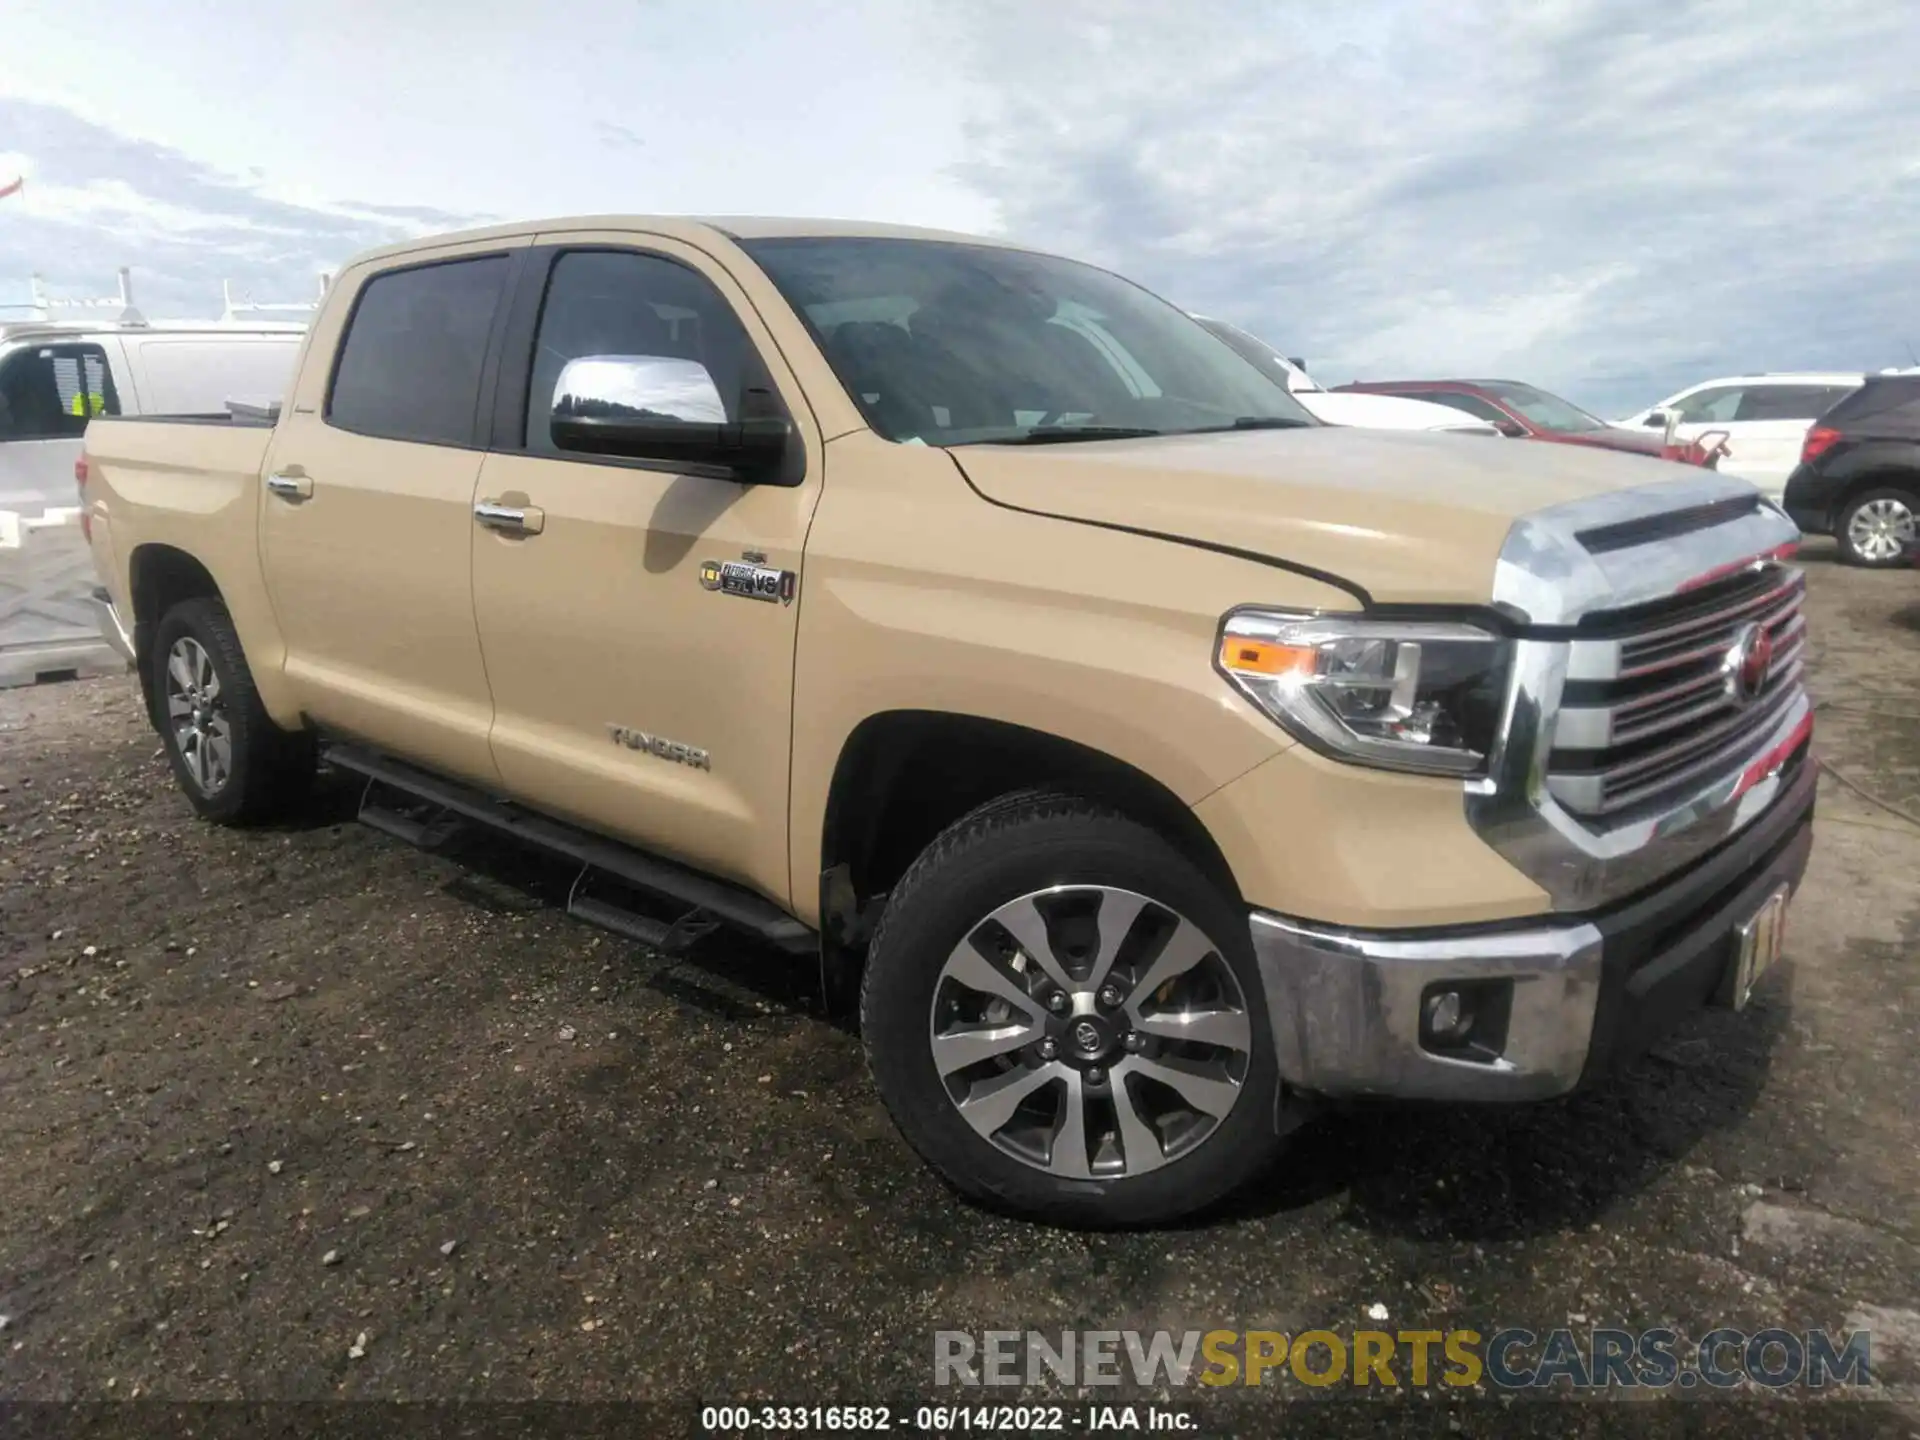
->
1548 564 1808 818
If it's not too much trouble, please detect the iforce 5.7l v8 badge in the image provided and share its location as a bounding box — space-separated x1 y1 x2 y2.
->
699 557 796 605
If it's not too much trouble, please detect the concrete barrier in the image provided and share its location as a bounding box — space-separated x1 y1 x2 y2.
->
0 505 126 688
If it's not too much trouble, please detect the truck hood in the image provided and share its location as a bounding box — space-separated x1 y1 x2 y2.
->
948 427 1736 607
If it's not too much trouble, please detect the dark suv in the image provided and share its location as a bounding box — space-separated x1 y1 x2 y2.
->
1782 374 1920 567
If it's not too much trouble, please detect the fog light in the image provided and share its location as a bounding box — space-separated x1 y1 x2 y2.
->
1423 988 1472 1044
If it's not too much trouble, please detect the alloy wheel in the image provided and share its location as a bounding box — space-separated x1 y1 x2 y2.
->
165 636 233 795
928 885 1252 1179
1848 496 1915 563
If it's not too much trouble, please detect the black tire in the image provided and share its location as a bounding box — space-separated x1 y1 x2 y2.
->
859 791 1281 1227
1836 484 1918 568
151 597 315 824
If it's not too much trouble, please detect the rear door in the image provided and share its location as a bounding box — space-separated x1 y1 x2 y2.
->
0 340 120 511
260 238 527 785
467 233 823 904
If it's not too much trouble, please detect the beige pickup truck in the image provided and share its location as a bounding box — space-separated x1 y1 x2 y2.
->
78 217 1814 1224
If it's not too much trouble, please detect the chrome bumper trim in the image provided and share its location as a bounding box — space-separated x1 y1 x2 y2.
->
1249 912 1603 1102
88 588 135 663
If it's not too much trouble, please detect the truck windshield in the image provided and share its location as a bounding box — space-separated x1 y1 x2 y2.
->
740 236 1316 445
1476 381 1606 433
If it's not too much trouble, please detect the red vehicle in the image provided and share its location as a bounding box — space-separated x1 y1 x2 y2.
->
1335 378 1727 468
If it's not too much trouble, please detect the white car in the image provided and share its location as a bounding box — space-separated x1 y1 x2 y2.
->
1615 373 1863 500
1191 315 1501 435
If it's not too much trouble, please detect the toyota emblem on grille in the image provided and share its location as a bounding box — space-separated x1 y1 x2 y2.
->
1722 621 1774 706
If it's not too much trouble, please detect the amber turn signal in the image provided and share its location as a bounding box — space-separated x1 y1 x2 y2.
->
1219 636 1315 676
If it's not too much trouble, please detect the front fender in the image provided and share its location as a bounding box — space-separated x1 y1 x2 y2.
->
785 434 1357 924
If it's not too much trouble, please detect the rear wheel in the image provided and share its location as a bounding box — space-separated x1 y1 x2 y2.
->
1837 486 1917 567
152 598 315 824
860 792 1281 1226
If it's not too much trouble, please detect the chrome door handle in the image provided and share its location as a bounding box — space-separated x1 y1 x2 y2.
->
266 472 313 501
474 500 545 535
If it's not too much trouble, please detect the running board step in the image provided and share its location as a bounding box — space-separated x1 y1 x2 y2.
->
357 795 463 851
323 741 815 955
567 886 724 956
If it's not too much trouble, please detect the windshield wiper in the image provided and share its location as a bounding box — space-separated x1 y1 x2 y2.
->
981 425 1166 445
1168 416 1317 437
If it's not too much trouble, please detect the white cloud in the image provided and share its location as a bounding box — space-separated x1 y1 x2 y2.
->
945 0 1920 411
3 0 1916 414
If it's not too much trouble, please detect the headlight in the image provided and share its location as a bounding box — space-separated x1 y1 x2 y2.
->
1216 611 1511 776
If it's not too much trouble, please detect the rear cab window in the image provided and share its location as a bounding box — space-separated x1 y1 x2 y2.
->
0 342 120 440
326 256 512 446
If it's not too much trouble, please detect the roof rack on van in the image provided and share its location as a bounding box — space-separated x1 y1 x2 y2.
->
0 267 147 326
221 272 331 323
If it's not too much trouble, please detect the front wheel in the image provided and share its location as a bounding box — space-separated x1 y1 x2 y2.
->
1837 486 1917 567
860 793 1281 1226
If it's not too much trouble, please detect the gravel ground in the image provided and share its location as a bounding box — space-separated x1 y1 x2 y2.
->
2 540 1917 1438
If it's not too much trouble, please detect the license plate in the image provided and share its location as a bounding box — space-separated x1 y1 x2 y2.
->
1722 884 1791 1010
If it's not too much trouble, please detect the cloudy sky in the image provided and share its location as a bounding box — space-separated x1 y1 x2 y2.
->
2 0 1915 414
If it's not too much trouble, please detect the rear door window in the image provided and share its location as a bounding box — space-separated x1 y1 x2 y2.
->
327 256 511 446
1734 385 1856 422
0 343 119 440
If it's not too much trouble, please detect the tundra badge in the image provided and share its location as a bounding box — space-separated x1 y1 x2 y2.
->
606 724 711 771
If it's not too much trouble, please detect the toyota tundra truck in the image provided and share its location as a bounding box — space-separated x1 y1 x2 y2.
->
76 217 1814 1225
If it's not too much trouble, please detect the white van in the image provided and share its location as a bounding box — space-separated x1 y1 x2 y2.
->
0 320 306 511
0 318 305 686
1190 314 1503 435
1613 373 1864 500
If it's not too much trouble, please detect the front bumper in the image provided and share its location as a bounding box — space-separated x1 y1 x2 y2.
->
1249 751 1815 1102
88 585 135 663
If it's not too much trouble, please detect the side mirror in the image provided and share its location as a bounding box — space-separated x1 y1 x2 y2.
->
1495 420 1526 438
548 355 792 480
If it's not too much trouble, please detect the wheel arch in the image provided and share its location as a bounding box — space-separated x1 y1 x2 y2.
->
815 709 1244 1007
127 543 225 727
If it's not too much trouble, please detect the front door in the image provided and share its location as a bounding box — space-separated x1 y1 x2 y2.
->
261 240 525 784
469 235 824 905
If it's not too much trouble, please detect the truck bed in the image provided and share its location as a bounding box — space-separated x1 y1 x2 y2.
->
87 408 277 429
82 415 276 580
